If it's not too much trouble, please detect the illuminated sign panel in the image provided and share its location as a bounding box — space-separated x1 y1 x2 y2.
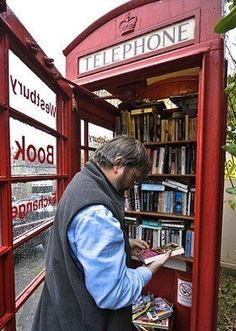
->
79 17 195 74
8 51 57 129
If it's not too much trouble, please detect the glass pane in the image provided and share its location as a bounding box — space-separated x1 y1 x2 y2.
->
81 120 84 145
81 149 85 167
89 150 95 161
10 118 57 176
9 51 57 129
16 283 43 330
12 180 56 239
88 123 113 148
61 99 65 134
14 233 48 297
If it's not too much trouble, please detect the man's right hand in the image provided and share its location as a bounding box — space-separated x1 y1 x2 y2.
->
147 250 172 275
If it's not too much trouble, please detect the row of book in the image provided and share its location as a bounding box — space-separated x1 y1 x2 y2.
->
147 143 196 175
133 293 174 330
125 180 195 216
125 217 185 246
125 217 194 258
116 107 197 143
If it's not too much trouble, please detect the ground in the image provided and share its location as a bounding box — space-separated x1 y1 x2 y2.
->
217 268 236 331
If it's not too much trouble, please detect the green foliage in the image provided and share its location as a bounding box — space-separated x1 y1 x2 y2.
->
217 271 236 331
214 2 236 210
214 5 236 33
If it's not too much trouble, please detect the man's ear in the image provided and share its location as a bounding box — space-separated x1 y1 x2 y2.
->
113 158 123 173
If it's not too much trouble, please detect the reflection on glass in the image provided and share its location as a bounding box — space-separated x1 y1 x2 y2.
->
89 150 95 161
81 120 84 146
14 233 47 297
16 283 43 331
12 180 57 240
10 118 57 176
81 149 85 168
88 123 113 148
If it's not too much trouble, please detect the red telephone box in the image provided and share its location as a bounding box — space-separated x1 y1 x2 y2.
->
0 1 226 330
63 1 226 331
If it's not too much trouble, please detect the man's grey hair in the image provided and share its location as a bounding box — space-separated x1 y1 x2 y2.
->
93 135 151 179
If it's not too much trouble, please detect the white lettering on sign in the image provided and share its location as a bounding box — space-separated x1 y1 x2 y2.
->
9 51 57 129
79 17 195 73
14 136 54 165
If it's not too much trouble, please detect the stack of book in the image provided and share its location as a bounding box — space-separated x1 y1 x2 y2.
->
132 293 174 330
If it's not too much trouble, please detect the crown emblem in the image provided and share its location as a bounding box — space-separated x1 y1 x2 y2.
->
119 12 137 35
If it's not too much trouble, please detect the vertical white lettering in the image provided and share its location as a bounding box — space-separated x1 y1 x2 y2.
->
147 33 161 51
103 51 110 66
83 56 92 71
123 43 132 59
134 37 145 56
163 28 176 46
93 53 102 68
178 23 190 42
111 46 120 62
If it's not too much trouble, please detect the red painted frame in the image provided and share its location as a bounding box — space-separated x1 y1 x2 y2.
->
0 5 72 330
0 5 119 330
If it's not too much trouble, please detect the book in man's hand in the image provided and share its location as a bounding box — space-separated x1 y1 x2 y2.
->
135 242 185 265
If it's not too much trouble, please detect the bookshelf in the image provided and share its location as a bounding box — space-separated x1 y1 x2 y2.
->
117 94 197 266
125 210 194 221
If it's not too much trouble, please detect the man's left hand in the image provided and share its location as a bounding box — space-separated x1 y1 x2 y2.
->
129 238 149 256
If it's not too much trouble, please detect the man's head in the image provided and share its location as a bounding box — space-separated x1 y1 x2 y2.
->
93 135 151 193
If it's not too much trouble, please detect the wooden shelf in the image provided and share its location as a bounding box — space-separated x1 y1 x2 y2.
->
144 140 196 147
148 174 196 178
125 210 195 221
172 255 193 263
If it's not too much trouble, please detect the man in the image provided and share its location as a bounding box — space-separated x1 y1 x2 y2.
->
32 135 171 331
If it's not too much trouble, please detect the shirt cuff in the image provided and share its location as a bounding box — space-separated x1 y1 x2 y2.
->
135 266 152 287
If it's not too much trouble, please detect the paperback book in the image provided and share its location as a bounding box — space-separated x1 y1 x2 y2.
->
135 242 185 265
132 294 174 330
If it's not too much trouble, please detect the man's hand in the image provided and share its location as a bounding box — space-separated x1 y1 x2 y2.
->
129 238 149 256
147 250 172 275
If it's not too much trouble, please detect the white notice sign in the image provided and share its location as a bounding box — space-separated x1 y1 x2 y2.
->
8 50 57 129
177 278 192 307
79 17 195 73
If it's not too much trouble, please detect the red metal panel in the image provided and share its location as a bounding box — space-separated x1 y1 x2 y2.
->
191 41 226 331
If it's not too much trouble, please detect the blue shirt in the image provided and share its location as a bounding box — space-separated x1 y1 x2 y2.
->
67 204 152 309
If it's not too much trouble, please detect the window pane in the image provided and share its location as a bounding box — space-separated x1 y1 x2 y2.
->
10 118 57 176
81 120 84 145
14 234 48 297
88 123 113 148
12 180 56 239
81 149 85 167
16 283 43 330
9 51 57 129
89 150 95 161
